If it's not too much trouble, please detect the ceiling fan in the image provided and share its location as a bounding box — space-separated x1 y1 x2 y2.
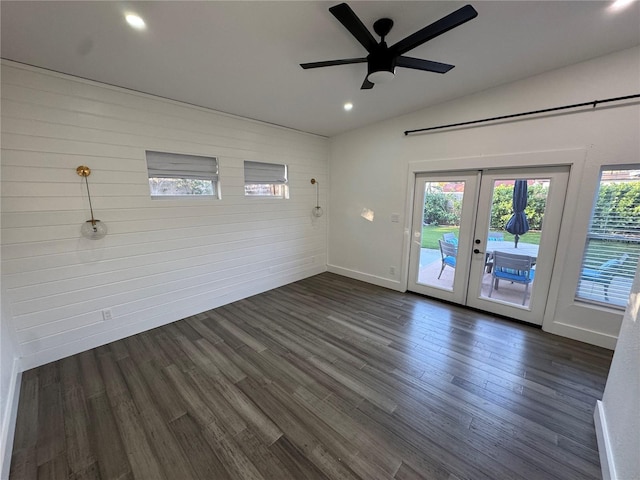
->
300 3 478 89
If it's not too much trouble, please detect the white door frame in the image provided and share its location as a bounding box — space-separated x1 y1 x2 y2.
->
465 167 570 324
401 149 586 323
402 149 585 290
407 171 480 304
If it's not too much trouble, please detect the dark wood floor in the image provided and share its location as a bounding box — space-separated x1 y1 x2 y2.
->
10 273 613 480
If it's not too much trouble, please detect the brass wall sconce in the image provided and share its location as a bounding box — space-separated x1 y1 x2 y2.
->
310 178 323 217
77 166 107 240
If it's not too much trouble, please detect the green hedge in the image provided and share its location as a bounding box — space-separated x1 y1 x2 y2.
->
489 184 547 231
423 181 640 235
423 191 461 225
594 182 640 234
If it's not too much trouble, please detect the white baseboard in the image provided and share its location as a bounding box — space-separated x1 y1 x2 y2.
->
327 265 405 292
594 400 616 480
20 265 327 371
544 321 617 350
1 357 22 480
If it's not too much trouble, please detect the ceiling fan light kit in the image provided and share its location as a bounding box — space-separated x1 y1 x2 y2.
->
366 18 396 84
301 3 478 89
367 69 395 84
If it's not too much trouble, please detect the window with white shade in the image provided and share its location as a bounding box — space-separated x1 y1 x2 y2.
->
244 161 289 198
575 167 640 308
146 150 219 197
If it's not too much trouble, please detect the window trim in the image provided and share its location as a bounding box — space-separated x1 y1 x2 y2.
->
243 161 289 199
575 166 640 309
146 150 220 199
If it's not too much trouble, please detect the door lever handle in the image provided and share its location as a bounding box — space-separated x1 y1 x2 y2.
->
473 249 484 254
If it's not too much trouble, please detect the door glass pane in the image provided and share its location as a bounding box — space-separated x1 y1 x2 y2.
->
478 178 550 308
416 181 465 290
575 168 640 308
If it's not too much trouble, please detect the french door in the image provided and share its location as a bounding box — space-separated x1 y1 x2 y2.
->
408 167 569 325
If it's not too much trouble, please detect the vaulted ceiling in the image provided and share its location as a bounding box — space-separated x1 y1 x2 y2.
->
2 1 639 137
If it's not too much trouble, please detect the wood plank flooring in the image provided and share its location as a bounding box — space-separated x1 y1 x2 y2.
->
10 272 613 480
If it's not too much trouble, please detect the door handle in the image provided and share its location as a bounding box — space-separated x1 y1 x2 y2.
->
473 249 484 254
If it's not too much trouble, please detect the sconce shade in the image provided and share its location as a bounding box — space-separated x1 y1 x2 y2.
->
81 219 107 240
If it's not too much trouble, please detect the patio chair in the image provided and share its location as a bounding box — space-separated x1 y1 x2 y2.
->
489 251 535 305
438 240 458 279
485 232 504 272
581 253 629 301
442 232 458 245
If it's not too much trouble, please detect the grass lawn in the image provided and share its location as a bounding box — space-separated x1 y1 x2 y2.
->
421 225 542 249
421 226 458 249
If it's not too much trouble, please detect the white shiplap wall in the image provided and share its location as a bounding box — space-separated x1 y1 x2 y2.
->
1 61 328 369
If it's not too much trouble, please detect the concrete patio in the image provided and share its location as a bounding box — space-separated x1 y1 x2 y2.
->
418 248 630 309
418 251 535 308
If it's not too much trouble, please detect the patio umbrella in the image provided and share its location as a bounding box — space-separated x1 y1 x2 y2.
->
505 179 530 247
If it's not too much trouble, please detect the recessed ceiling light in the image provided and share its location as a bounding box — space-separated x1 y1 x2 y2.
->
344 102 353 111
609 0 636 11
125 13 146 30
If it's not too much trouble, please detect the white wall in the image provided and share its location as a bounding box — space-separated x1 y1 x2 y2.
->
595 263 640 480
1 139 22 478
328 46 640 348
0 289 21 478
1 61 328 370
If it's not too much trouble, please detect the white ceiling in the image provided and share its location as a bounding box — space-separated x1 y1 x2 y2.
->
2 1 639 137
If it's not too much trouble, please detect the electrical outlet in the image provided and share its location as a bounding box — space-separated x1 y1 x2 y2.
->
389 266 396 275
102 309 113 321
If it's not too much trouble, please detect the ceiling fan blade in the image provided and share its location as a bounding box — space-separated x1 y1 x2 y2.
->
396 56 454 74
329 3 378 53
391 4 478 56
361 77 374 90
300 58 367 69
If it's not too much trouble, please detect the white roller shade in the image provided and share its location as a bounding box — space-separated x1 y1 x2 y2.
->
244 161 287 184
146 151 218 181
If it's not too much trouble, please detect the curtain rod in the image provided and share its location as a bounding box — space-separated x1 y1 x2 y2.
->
403 93 640 136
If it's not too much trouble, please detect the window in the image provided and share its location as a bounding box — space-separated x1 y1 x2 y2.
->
244 161 288 198
146 150 218 197
576 167 640 308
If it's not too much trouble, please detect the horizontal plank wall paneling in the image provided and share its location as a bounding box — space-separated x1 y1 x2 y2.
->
1 61 328 369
